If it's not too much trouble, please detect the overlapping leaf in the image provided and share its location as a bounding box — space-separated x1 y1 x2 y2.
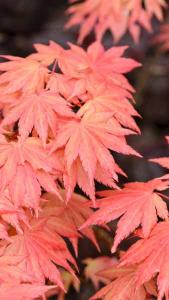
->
91 264 157 300
81 177 169 252
41 190 99 255
58 42 141 97
0 56 49 93
0 38 143 299
1 217 77 290
0 284 54 300
56 270 80 300
66 0 167 44
120 222 169 300
1 91 75 146
30 41 63 66
51 111 140 203
0 135 61 212
83 256 117 289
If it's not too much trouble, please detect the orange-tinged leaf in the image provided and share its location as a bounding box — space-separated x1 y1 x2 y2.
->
0 56 49 93
30 40 63 65
56 270 80 300
83 256 117 289
91 264 157 300
1 91 75 146
120 222 169 300
2 217 77 290
0 284 55 300
81 177 169 252
66 0 167 44
42 190 99 255
0 135 61 212
58 42 141 88
51 112 140 203
0 37 145 300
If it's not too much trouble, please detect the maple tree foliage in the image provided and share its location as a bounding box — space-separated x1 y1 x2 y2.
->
0 11 168 297
66 0 167 44
0 38 144 299
0 41 141 204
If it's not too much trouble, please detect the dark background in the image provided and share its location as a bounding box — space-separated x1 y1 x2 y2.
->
0 1 169 299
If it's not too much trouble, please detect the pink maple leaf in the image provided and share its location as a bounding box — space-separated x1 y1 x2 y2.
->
1 91 75 147
42 190 99 255
50 111 140 204
66 0 167 44
0 135 61 212
81 177 169 252
0 56 49 94
91 264 157 300
1 217 77 290
120 222 169 300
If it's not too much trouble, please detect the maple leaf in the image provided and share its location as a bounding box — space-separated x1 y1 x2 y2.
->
83 256 117 289
0 56 49 94
50 111 140 203
47 58 140 134
42 190 99 256
0 250 34 284
78 87 140 134
58 42 141 91
1 90 75 146
2 217 77 290
0 135 61 212
0 284 55 300
29 40 63 66
66 0 167 44
91 264 157 300
81 177 169 252
0 189 28 234
120 222 169 300
47 73 85 106
145 0 167 20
